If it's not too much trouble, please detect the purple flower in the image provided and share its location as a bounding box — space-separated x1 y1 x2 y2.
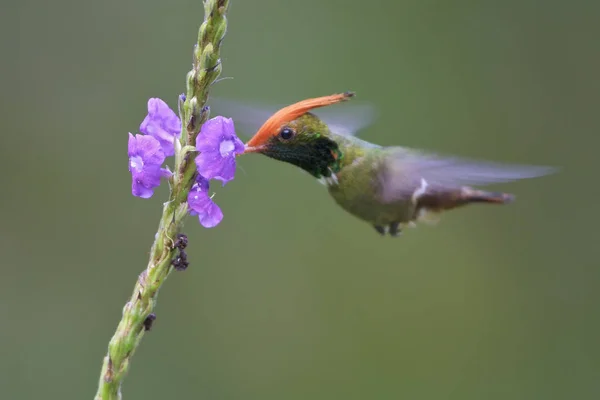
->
187 176 223 228
195 116 244 185
140 98 181 157
129 97 241 227
188 116 243 228
128 133 172 198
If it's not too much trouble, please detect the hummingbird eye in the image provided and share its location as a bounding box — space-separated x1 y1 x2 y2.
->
279 127 294 140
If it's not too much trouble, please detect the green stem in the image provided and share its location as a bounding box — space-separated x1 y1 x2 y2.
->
95 1 229 399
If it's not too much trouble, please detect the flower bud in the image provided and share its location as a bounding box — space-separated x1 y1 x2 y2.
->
199 43 216 70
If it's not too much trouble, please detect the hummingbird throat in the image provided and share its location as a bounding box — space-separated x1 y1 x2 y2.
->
304 139 344 179
265 135 344 180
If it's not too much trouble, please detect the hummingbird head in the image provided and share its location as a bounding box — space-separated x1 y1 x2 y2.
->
243 92 354 178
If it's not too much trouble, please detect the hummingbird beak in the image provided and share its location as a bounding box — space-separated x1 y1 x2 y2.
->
243 144 265 154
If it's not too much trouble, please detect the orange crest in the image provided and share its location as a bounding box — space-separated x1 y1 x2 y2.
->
245 92 354 149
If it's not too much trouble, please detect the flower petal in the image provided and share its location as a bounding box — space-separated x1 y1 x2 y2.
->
138 164 163 187
233 135 245 154
128 133 167 198
198 201 223 228
140 98 181 157
187 180 223 228
194 116 244 184
160 168 173 179
132 180 155 199
194 152 228 182
133 134 165 166
213 156 236 186
196 117 227 151
195 175 210 192
128 132 136 157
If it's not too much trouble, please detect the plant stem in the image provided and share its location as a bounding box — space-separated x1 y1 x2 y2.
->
95 1 229 399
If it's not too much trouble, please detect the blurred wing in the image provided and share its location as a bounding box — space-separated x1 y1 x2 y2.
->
209 97 376 138
209 98 272 138
378 147 557 203
313 103 377 137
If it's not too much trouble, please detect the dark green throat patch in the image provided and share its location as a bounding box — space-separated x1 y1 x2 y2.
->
263 135 344 178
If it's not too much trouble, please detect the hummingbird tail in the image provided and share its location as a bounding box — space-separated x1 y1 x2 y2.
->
415 187 515 215
460 188 515 205
377 187 518 236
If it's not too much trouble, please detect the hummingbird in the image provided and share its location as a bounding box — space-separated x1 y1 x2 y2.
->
241 92 554 236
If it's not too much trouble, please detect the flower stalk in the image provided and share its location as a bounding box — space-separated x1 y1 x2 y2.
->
95 1 229 399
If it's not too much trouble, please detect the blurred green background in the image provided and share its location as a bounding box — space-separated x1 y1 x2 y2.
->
1 0 598 399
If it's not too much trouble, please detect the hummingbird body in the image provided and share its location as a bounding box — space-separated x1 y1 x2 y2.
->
325 135 418 232
316 130 513 236
243 93 553 236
